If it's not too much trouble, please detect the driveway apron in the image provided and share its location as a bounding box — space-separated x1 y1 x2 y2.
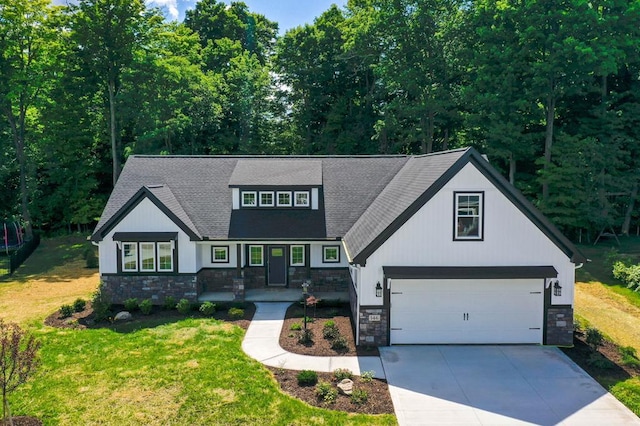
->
380 345 640 426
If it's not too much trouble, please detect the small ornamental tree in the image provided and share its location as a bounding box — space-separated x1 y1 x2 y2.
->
0 320 41 424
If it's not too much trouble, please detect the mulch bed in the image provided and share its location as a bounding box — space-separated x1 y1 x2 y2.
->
269 367 394 414
561 331 640 382
279 302 379 357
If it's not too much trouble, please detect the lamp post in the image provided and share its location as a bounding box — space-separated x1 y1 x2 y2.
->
302 280 310 331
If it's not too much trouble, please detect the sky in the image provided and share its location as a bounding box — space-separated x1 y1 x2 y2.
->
52 0 348 34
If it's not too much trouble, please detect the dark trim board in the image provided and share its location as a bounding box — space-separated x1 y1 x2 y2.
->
383 266 558 280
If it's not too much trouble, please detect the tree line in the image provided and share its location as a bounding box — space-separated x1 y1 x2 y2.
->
1 0 639 241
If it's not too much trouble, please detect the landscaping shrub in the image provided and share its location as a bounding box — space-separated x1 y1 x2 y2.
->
91 286 112 322
587 352 615 369
315 381 337 403
72 298 86 313
124 298 139 312
290 322 302 331
163 296 176 310
228 307 244 319
330 335 348 352
333 368 353 381
322 320 339 340
586 327 604 350
350 389 369 405
84 247 98 269
297 329 314 345
361 370 375 382
139 299 153 315
199 301 216 316
612 261 640 291
176 299 192 315
620 346 640 368
297 370 318 386
59 304 73 319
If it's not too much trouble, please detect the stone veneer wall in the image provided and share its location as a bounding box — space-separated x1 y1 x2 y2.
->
546 306 574 346
244 267 266 289
197 268 237 292
101 274 198 304
358 306 388 346
288 266 309 287
310 268 350 292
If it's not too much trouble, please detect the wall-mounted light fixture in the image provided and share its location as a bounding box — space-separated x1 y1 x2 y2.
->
375 281 383 297
553 280 562 297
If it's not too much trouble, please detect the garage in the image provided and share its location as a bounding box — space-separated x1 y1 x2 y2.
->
384 266 557 345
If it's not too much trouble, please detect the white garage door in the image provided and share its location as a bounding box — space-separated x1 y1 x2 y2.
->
390 278 544 344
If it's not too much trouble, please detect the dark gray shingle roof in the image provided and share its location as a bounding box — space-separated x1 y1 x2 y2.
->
229 159 322 186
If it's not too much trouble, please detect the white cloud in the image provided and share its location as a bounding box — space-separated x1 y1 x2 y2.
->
146 0 179 20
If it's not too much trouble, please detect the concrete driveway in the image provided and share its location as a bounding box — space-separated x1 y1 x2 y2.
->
380 345 640 426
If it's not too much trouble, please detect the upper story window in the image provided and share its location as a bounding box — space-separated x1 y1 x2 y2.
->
277 191 292 207
242 191 257 207
294 191 310 207
454 192 484 240
259 191 274 207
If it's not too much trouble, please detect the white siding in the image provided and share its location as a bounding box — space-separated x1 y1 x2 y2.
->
99 198 197 274
197 243 238 268
232 188 240 210
359 163 575 306
312 188 319 210
310 243 349 268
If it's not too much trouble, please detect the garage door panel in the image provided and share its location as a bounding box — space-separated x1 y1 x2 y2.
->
390 278 543 345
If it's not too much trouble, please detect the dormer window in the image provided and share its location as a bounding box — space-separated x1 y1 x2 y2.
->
242 191 257 207
294 191 310 207
277 191 292 207
259 191 274 207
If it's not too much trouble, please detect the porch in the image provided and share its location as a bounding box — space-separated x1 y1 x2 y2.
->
199 288 349 303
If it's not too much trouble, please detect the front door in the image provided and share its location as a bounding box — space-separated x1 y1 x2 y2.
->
268 246 287 286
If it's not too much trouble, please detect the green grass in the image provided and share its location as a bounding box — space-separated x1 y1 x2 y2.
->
611 378 640 417
11 318 395 425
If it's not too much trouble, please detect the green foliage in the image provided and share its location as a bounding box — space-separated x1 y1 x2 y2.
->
330 335 348 352
612 261 640 292
199 301 216 316
123 298 139 312
91 286 112 322
333 368 353 381
290 322 302 331
619 346 640 368
587 352 615 370
586 327 605 350
228 307 244 320
297 329 314 345
163 296 176 311
176 299 192 315
296 370 318 386
315 381 337 403
361 371 375 383
72 298 86 313
59 304 74 319
350 389 369 405
84 247 98 269
322 321 339 340
139 299 153 315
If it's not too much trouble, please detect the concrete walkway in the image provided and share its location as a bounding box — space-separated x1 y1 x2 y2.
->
242 302 385 379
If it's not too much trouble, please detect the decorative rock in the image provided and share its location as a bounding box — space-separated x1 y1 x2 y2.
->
337 378 354 395
114 311 132 321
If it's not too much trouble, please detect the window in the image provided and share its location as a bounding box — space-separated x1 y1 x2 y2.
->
277 191 292 207
140 242 156 272
294 191 310 207
242 191 257 207
212 246 229 263
259 191 274 207
323 245 340 263
454 192 484 240
120 241 174 272
290 245 305 266
249 245 263 266
122 242 138 271
157 242 174 271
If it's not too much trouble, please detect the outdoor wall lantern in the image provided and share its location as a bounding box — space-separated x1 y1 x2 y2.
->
553 280 562 297
375 281 383 297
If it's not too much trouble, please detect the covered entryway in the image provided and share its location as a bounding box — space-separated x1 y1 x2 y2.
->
384 266 557 345
267 245 287 286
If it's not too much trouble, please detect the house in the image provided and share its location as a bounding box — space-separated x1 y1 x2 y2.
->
91 147 585 346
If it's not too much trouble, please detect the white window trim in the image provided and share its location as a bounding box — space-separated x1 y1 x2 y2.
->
157 242 174 271
294 191 310 207
212 246 229 263
290 245 305 266
277 191 292 207
242 191 257 207
122 242 138 272
249 245 264 266
139 242 156 272
323 245 340 263
259 191 275 207
454 192 484 240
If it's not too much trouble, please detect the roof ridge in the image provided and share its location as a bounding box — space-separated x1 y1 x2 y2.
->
129 154 411 159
